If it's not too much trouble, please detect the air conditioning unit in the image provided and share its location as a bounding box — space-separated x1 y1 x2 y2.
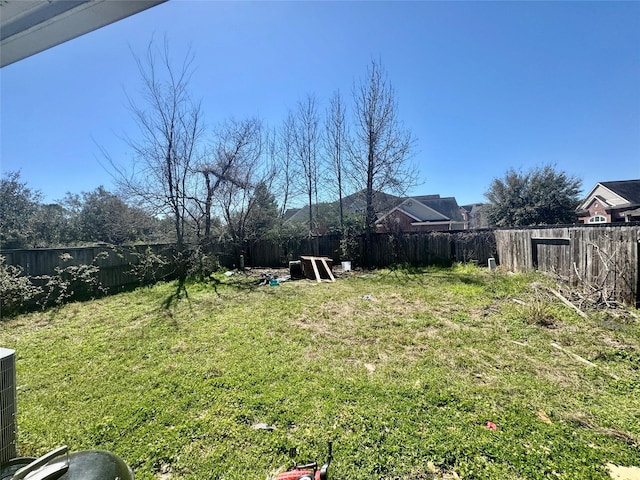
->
0 348 17 463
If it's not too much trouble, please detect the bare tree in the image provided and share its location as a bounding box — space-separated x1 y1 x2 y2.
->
324 90 349 232
272 112 303 220
350 60 416 247
201 118 270 263
292 94 322 236
198 118 262 243
108 38 204 252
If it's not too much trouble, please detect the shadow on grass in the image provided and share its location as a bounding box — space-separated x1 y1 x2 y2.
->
162 277 189 310
161 276 222 314
219 270 282 293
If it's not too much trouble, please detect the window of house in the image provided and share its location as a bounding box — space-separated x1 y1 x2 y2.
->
588 215 606 223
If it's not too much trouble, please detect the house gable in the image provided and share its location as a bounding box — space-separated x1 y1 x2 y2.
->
376 195 467 232
578 180 640 211
398 198 450 222
577 179 640 224
600 180 640 205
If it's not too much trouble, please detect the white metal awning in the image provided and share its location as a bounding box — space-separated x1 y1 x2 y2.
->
1 0 167 67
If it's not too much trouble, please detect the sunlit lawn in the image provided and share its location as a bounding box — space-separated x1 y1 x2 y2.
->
1 265 638 479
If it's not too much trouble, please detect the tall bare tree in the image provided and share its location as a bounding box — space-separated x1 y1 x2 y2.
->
324 90 349 232
350 60 416 247
198 118 262 242
263 123 290 220
272 112 303 220
292 94 322 236
201 118 270 263
108 38 204 252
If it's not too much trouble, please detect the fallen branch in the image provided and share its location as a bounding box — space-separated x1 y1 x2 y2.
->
547 287 588 319
550 342 597 368
550 342 620 380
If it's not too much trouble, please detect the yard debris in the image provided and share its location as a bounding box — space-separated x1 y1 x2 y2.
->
300 256 335 282
257 272 290 286
252 422 276 431
157 464 172 480
362 294 374 301
550 342 597 368
441 470 461 479
424 463 461 480
484 421 498 431
547 286 588 319
364 363 376 373
536 409 553 424
569 414 638 446
550 341 620 380
606 463 640 480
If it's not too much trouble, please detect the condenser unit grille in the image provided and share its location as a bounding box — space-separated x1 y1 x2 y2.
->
0 348 16 463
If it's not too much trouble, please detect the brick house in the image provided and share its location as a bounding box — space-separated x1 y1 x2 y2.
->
376 195 466 232
576 179 640 224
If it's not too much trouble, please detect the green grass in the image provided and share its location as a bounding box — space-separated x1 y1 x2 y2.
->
1 265 638 479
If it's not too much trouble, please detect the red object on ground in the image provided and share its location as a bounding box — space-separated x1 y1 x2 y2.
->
485 421 498 431
276 470 317 480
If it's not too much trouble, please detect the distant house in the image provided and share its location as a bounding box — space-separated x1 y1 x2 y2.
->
576 179 640 224
283 190 401 232
460 203 490 229
284 191 471 233
376 195 466 232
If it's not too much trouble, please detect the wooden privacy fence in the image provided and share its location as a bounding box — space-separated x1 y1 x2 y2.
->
3 228 638 305
1 244 177 291
495 225 640 306
363 230 496 268
242 230 496 269
244 235 342 268
1 231 497 289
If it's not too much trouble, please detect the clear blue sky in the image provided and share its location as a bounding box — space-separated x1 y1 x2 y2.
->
2 0 639 207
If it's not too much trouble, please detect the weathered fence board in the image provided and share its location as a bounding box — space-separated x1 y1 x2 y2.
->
495 225 640 306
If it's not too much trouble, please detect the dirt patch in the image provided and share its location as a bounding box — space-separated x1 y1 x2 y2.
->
607 464 640 480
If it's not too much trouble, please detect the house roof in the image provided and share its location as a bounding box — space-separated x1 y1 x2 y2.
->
410 195 464 221
377 195 464 224
578 179 640 211
285 191 466 226
341 190 400 214
599 180 640 205
283 207 302 221
285 190 401 224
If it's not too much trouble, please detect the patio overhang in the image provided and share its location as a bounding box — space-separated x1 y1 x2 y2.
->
1 0 167 68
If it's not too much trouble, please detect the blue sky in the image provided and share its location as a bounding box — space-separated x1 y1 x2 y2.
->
2 0 639 207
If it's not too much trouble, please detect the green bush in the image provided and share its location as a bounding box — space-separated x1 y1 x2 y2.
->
1 253 108 316
0 256 42 318
36 254 107 308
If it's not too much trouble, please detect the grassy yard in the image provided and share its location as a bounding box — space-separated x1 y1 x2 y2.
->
0 265 638 479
